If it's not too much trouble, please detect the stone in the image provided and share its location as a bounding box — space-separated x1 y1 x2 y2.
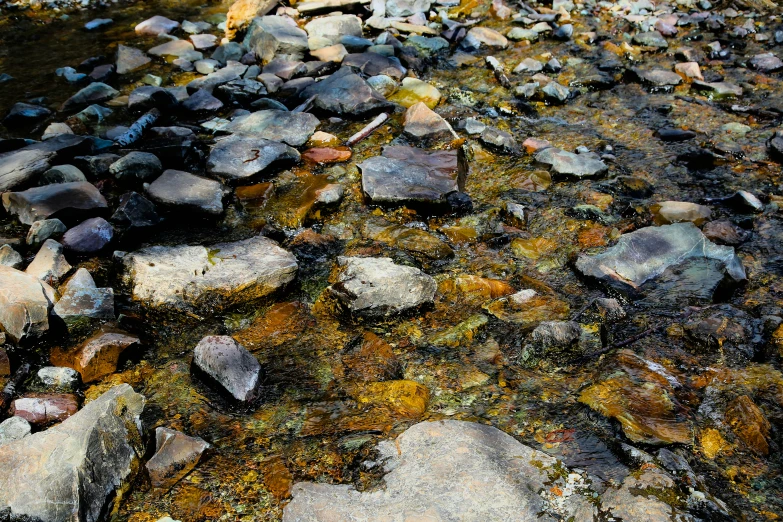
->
116 235 298 310
463 26 509 49
299 68 393 116
60 83 119 112
51 269 114 329
366 74 397 97
186 62 247 93
136 15 179 36
2 181 108 225
26 239 71 284
145 169 226 215
402 102 454 142
0 417 31 447
310 43 348 62
0 148 55 192
40 164 87 185
359 146 464 206
305 15 363 45
535 147 608 178
146 427 210 491
575 222 746 298
633 30 668 48
192 335 261 401
191 33 219 50
244 16 309 63
0 385 144 522
514 58 544 73
126 86 177 114
0 245 22 269
480 127 518 153
116 45 151 74
653 201 711 225
484 289 569 328
388 77 441 109
655 128 696 142
508 27 539 41
111 192 161 229
74 153 120 178
194 58 220 74
632 68 682 87
70 328 140 383
37 367 80 390
148 40 196 59
181 89 224 112
327 256 436 319
85 18 113 30
749 53 783 73
314 183 344 206
61 217 114 253
343 52 406 80
522 320 582 362
207 135 300 180
3 103 51 128
386 0 430 16
225 0 278 40
725 395 770 455
42 122 74 140
11 394 79 426
0 266 56 342
222 110 319 146
89 65 115 84
691 80 742 99
703 220 749 246
109 152 162 182
212 42 246 64
675 61 703 80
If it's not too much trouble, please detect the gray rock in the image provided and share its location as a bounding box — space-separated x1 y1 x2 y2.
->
186 62 247 93
0 265 56 342
632 68 682 86
60 83 119 112
109 152 162 182
145 169 226 215
85 18 113 30
342 52 406 80
513 58 543 73
327 256 436 319
0 245 22 269
27 219 67 246
26 239 71 284
212 42 245 63
221 109 319 146
40 164 87 185
0 384 145 522
181 88 225 113
244 16 309 62
0 148 55 192
182 20 212 34
116 235 298 310
2 181 108 225
61 217 114 253
148 39 196 58
633 30 668 48
403 102 455 143
116 45 151 75
136 15 179 36
359 146 464 205
52 267 115 323
127 86 178 113
0 417 31 447
508 27 539 41
193 336 261 402
575 222 746 298
541 81 571 103
2 103 51 128
523 320 582 362
535 147 608 178
479 126 518 153
74 153 120 177
195 58 220 74
207 135 300 180
37 367 81 390
305 15 363 45
146 427 210 490
191 33 219 51
386 0 431 16
691 80 742 98
749 53 783 73
111 192 161 229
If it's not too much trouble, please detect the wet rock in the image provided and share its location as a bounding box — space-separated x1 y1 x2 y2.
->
111 192 161 229
0 245 22 269
632 68 682 88
749 53 783 73
61 217 114 253
684 305 762 365
181 88 224 113
109 151 162 182
0 417 31 447
484 289 569 327
68 327 139 383
359 146 464 206
73 153 120 178
655 127 696 142
191 33 219 50
40 164 87 185
602 468 685 521
37 366 80 390
366 74 397 97
633 30 668 48
60 83 119 112
2 181 108 225
52 268 115 327
463 26 509 49
0 385 144 522
725 395 770 455
244 16 309 62
653 200 711 225
514 57 543 73
341 331 401 381
302 148 351 165
225 0 278 40
212 42 245 64
117 235 297 310
389 77 441 109
3 103 51 128
343 52 406 80
116 45 151 75
362 218 453 262
42 122 74 140
222 109 318 146
403 102 455 142
195 59 219 74
127 86 178 113
192 335 261 402
311 43 348 63
26 239 71 284
575 222 745 299
479 126 519 153
305 14 363 45
300 68 393 117
675 61 703 80
145 169 226 216
146 427 210 491
702 220 749 245
507 27 539 42
0 266 56 342
692 80 742 99
0 148 55 192
148 39 197 59
535 147 608 178
721 190 763 213
136 15 179 36
326 256 436 319
207 135 300 180
11 394 79 426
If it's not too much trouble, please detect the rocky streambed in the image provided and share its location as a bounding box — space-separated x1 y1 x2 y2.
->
1 0 783 519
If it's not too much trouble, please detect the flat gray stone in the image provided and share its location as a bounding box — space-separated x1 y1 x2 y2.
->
193 336 261 402
186 62 247 93
2 181 108 225
299 67 393 116
0 148 55 192
145 169 226 215
109 152 162 182
221 109 319 146
244 16 309 62
116 45 152 75
60 83 119 112
0 244 22 269
207 135 300 180
304 14 362 45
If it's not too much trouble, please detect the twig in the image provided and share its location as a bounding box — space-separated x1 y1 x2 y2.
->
486 56 511 89
0 363 30 416
114 108 160 148
293 95 316 113
347 112 388 146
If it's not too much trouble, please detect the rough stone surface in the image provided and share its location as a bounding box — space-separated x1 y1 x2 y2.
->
37 367 81 390
193 335 261 401
0 148 55 192
61 217 114 253
116 45 152 74
117 235 298 310
207 135 300 180
11 394 79 426
40 164 87 185
0 265 56 342
109 151 162 182
299 68 393 116
73 328 140 383
25 239 71 284
61 83 119 112
0 385 145 522
145 169 226 215
111 192 161 229
244 16 309 62
52 268 115 323
135 15 179 36
222 110 319 146
0 244 22 269
535 147 608 178
146 427 210 490
2 181 108 226
305 15 363 45
403 102 455 142
0 417 31 447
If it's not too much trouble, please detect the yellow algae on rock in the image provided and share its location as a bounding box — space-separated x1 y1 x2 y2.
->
700 428 732 459
354 380 430 418
484 289 569 328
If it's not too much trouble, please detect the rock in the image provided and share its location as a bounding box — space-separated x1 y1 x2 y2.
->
181 88 224 113
0 417 31 447
310 43 348 62
314 183 344 206
26 239 71 284
308 130 340 147
0 385 144 522
535 147 608 178
212 42 246 64
326 256 436 319
60 83 119 112
11 394 79 426
602 469 684 521
37 367 81 390
553 23 573 40
117 235 298 310
633 30 668 48
42 122 74 140
145 169 226 216
653 201 711 225
386 0 430 16
299 68 393 116
674 62 703 80
388 77 441 109
61 217 114 253
402 102 455 142
116 45 151 74
136 15 179 36
508 27 539 42
148 40 197 59
40 164 87 185
186 62 247 93
0 148 55 192
74 153 120 178
343 52 406 80
484 289 569 328
191 33 219 50
225 0 278 40
51 268 114 327
702 220 749 246
725 395 770 455
146 427 210 490
749 53 783 73
0 266 56 342
632 68 682 87
85 18 113 30
655 128 696 142
514 58 544 73
284 420 590 521
463 26 509 49
195 59 219 74
111 192 161 229
691 80 742 99
359 145 464 206
0 245 22 269
207 135 300 180
575 222 746 298
366 74 397 97
109 152 162 182
244 16 309 63
68 327 140 383
305 15 363 45
127 86 178 113
2 181 108 226
222 110 319 146
192 335 261 401
3 103 51 128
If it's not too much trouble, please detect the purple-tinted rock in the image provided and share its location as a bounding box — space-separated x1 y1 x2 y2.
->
61 217 114 253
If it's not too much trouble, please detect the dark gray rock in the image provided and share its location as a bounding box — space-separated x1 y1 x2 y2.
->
342 52 406 80
111 192 161 229
145 169 226 215
186 62 248 93
146 427 210 491
109 152 162 182
207 135 300 180
2 181 108 225
192 336 261 402
116 45 151 74
39 164 87 185
221 109 318 146
212 42 245 64
74 153 121 177
181 88 224 113
0 148 55 192
632 30 668 48
60 83 119 112
632 68 682 87
749 53 783 73
61 217 114 253
3 103 51 128
299 68 393 117
26 219 67 246
127 86 178 113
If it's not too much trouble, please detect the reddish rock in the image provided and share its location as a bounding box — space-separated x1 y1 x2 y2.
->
73 328 140 383
523 138 551 154
11 393 79 426
302 147 352 164
146 427 210 491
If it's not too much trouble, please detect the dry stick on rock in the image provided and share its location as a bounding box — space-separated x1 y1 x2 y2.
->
114 108 160 148
486 56 511 89
0 363 30 416
347 112 389 146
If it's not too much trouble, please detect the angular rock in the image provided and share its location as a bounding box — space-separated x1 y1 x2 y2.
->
0 385 144 522
3 103 51 128
146 427 210 490
749 53 783 73
11 394 79 426
61 217 114 253
244 16 309 63
61 83 119 112
632 68 682 87
127 86 178 113
25 239 71 284
52 268 115 326
70 327 139 383
304 15 362 45
181 88 224 113
191 33 219 50
207 135 300 180
0 417 31 447
653 201 711 225
342 52 406 80
111 192 161 229
148 40 197 59
0 244 22 269
192 335 261 401
692 80 742 99
145 169 226 215
2 181 108 225
299 68 393 116
117 235 298 310
535 147 608 178
0 266 56 342
136 15 179 36
37 367 81 390
463 26 509 49
116 45 151 75
0 148 55 192
327 256 436 319
633 30 668 48
222 109 318 146
186 62 247 93
109 151 162 182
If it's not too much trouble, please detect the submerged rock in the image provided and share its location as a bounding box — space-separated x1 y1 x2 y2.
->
0 384 145 522
116 45 151 75
52 268 115 328
535 147 608 178
146 427 210 491
117 235 298 310
192 335 261 402
70 328 139 383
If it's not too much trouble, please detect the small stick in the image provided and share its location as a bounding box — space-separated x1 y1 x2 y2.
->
347 112 388 146
114 108 160 148
293 95 316 113
486 56 511 89
0 363 30 415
